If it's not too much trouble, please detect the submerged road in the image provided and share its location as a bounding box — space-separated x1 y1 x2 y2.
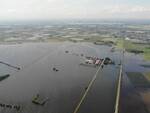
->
0 42 121 113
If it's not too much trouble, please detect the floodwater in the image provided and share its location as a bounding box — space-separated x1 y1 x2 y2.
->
0 42 121 113
120 49 150 113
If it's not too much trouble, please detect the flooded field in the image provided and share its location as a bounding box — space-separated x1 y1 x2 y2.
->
120 50 150 113
0 42 149 113
0 42 121 113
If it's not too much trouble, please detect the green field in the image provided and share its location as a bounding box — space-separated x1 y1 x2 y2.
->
115 38 150 61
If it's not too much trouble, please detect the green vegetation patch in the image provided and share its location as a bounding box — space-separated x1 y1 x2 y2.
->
132 44 150 61
124 40 144 51
102 38 117 43
116 39 124 49
93 37 118 46
115 38 150 61
126 72 150 88
143 47 150 61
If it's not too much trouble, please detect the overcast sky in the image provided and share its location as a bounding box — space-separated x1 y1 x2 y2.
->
0 0 150 21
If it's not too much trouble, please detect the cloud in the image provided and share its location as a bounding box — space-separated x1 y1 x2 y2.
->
106 5 150 13
0 0 150 20
99 5 150 19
